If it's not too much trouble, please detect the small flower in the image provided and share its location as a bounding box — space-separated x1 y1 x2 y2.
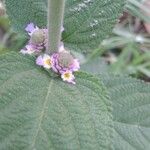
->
20 44 40 55
61 71 75 84
21 23 79 85
51 51 80 74
36 54 53 69
25 23 47 50
25 23 39 36
58 52 74 68
24 23 64 53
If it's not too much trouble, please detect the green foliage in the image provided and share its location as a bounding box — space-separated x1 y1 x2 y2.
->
88 24 150 78
81 58 109 74
1 51 150 149
0 52 112 150
82 58 150 149
109 44 150 77
126 0 150 22
5 0 47 32
99 34 150 78
5 0 125 53
101 74 150 150
3 0 150 149
63 0 125 54
0 17 27 55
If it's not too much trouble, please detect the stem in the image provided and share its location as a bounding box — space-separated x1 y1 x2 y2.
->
47 0 65 54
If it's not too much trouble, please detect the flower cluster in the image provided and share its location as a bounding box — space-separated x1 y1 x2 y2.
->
20 23 80 84
20 23 47 55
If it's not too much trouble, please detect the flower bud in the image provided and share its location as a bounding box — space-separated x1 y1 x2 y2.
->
58 52 74 68
31 29 45 44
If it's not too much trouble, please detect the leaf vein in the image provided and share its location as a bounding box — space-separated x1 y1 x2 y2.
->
31 80 53 149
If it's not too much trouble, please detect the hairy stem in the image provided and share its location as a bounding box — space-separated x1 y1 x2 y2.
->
47 0 65 54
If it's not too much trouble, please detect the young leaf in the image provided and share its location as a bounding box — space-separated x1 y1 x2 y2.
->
101 74 150 150
5 0 125 53
0 52 112 150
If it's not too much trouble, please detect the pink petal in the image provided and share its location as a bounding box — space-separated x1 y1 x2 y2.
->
70 59 80 72
36 55 44 66
25 23 35 33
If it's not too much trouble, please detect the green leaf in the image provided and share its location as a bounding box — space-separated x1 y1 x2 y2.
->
63 0 125 54
5 0 47 32
5 0 125 53
81 58 109 74
0 52 112 150
101 74 150 150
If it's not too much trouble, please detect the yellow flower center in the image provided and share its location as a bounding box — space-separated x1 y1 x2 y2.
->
64 73 71 79
45 59 51 66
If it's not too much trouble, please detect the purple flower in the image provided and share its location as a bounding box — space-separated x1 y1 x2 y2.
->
20 44 41 55
35 50 80 84
25 23 39 36
21 23 79 84
24 23 48 52
23 23 65 54
35 49 80 84
51 51 80 74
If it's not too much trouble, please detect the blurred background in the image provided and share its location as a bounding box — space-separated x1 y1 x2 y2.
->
0 0 150 82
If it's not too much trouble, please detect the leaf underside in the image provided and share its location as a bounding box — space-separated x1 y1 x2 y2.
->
101 74 150 150
0 52 112 150
5 0 125 54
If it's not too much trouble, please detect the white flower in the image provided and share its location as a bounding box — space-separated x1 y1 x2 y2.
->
36 54 53 69
61 71 75 84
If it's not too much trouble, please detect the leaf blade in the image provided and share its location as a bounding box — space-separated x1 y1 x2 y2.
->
101 74 150 150
5 0 125 54
0 52 112 150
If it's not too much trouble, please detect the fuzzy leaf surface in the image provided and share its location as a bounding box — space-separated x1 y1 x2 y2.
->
101 74 150 150
0 52 112 150
5 0 125 53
